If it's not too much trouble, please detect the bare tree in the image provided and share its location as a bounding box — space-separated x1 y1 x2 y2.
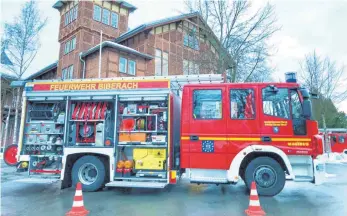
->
2 0 47 145
299 50 347 151
300 50 347 103
185 0 279 82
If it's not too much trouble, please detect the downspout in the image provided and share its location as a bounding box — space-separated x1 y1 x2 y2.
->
79 53 86 79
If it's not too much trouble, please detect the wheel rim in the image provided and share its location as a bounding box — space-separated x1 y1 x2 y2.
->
78 163 98 185
253 165 277 188
4 145 18 165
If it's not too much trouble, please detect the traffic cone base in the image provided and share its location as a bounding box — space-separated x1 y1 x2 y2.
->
66 182 89 216
245 181 266 216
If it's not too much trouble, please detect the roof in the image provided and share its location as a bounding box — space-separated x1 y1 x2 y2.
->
53 0 137 12
1 50 13 66
115 11 200 43
80 41 153 59
0 72 18 81
25 61 58 80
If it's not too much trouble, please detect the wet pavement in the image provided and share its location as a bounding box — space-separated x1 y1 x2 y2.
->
1 161 347 216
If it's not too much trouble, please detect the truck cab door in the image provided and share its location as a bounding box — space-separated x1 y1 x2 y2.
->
184 86 228 169
260 87 294 140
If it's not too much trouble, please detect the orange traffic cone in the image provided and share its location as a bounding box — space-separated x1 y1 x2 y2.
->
245 181 266 216
66 182 89 216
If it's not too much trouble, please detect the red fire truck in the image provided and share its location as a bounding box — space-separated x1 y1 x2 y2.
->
7 73 325 196
319 128 347 154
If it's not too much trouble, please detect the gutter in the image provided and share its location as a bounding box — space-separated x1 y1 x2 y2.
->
79 53 86 79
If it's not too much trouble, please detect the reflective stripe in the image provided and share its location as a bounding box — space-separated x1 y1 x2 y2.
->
181 136 311 142
73 200 84 207
250 190 258 196
249 200 260 206
75 190 82 196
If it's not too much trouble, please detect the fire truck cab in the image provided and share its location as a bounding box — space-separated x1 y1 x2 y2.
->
180 75 324 196
13 73 325 196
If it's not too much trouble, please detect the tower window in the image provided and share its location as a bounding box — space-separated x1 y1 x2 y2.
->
93 5 101 22
102 9 110 25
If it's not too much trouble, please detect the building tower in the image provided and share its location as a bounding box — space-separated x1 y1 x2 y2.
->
53 0 136 79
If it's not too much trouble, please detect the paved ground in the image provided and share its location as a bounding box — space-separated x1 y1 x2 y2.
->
1 161 347 216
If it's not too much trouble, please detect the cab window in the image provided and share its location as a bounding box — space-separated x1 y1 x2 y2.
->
338 135 345 144
230 89 255 119
290 90 302 119
262 88 290 119
193 90 222 119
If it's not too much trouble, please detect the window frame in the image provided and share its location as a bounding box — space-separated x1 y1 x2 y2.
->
62 65 73 80
192 89 223 120
102 8 110 25
111 12 119 28
162 51 169 76
229 88 256 120
93 5 102 22
119 57 127 73
64 40 70 55
155 49 162 76
128 60 136 76
262 87 290 119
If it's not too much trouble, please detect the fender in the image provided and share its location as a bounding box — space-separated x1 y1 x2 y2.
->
61 147 114 181
227 145 294 182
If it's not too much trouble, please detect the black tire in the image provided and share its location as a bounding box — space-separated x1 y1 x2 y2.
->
244 156 285 196
72 155 106 192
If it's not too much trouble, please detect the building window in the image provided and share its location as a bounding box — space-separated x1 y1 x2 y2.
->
155 49 162 76
71 37 76 50
64 41 70 54
64 5 78 26
128 60 136 75
93 5 101 22
73 5 78 20
119 57 127 73
230 89 255 119
64 37 76 55
111 12 118 28
102 8 110 25
262 88 290 119
162 52 168 76
183 22 199 50
193 90 222 119
183 60 199 75
155 49 169 76
62 65 73 79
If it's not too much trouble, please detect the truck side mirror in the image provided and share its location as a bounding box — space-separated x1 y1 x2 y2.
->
302 100 312 119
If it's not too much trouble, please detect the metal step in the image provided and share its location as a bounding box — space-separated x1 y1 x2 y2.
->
106 181 168 188
294 175 314 182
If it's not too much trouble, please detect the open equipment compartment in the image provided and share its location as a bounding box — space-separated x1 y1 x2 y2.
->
66 100 115 147
23 100 66 176
114 95 170 181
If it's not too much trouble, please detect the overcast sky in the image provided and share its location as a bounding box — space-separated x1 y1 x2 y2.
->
1 0 346 112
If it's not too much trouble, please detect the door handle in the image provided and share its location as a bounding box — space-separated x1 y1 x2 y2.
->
261 136 272 142
190 136 199 141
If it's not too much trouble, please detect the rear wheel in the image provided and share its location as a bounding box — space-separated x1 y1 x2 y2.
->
3 144 19 166
244 156 285 196
72 155 106 192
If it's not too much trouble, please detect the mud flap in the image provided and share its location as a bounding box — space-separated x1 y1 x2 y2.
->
313 158 326 185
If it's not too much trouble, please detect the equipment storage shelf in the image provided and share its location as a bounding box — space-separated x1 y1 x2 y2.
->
23 101 66 157
115 98 169 181
66 101 115 147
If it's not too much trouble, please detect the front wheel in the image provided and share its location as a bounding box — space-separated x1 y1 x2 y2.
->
244 157 285 196
72 155 106 192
